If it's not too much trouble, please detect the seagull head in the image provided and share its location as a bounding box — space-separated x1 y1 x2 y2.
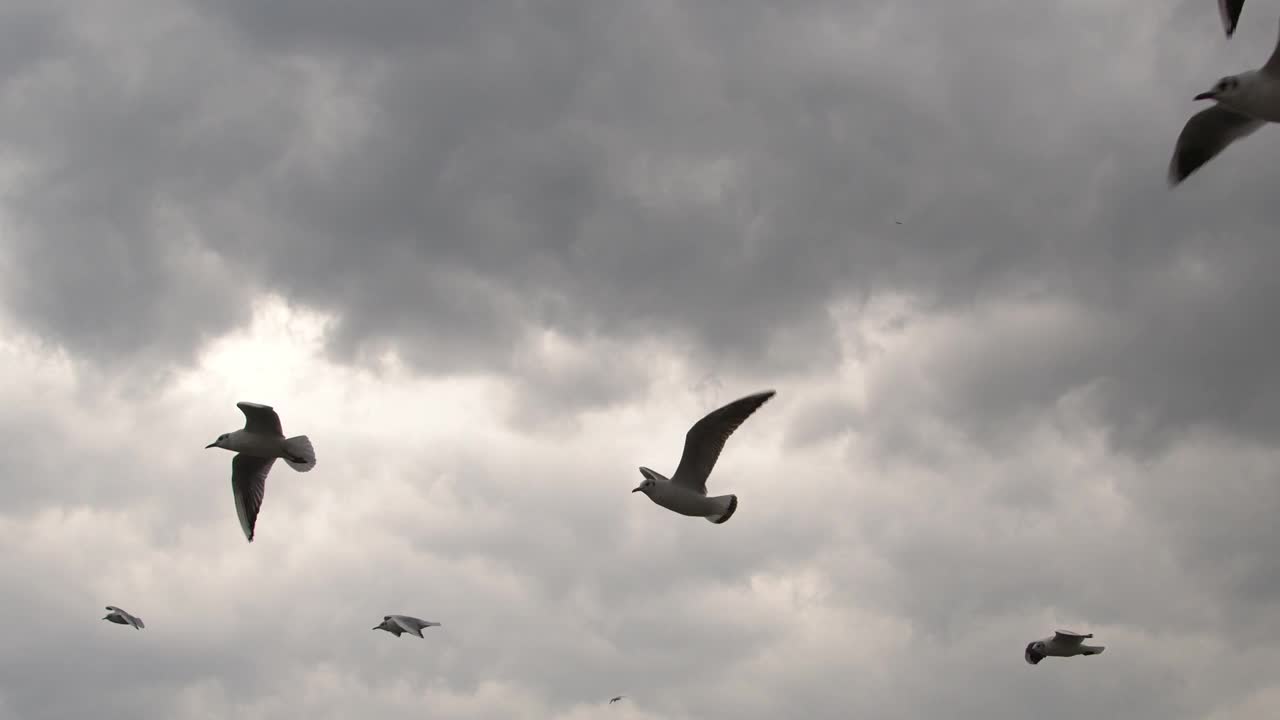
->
1196 75 1242 102
205 433 229 449
633 467 663 494
1024 641 1046 665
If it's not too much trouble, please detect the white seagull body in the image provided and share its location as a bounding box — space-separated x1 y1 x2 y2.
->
103 606 145 629
1024 630 1105 665
1169 18 1280 185
206 402 316 542
373 615 441 638
632 390 775 524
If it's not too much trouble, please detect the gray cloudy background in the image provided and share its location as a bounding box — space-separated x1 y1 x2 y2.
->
2 0 1280 718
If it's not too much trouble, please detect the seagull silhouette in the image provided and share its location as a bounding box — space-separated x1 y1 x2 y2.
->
205 402 316 541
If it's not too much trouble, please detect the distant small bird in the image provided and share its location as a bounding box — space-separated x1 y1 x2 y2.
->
1219 0 1247 37
373 615 442 638
206 402 316 542
1169 18 1280 185
1024 630 1105 665
632 390 775 524
894 219 903 224
103 606 145 630
609 695 626 704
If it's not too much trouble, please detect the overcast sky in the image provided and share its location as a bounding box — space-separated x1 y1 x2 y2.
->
2 0 1280 718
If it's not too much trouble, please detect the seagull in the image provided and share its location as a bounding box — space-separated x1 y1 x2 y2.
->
103 606 145 630
1169 17 1280 185
1220 0 1247 36
1024 630 1105 665
373 615 442 638
205 402 316 542
632 390 775 524
609 695 626 704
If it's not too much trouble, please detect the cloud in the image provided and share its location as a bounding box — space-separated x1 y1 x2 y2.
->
3 0 1280 718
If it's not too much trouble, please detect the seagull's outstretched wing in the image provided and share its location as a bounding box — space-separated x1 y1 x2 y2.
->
1220 0 1246 37
237 402 284 437
1053 630 1092 646
1259 16 1280 75
106 606 144 629
232 454 275 542
671 390 776 493
391 615 439 638
1168 105 1264 185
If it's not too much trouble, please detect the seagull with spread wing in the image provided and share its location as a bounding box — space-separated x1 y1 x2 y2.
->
103 606 145 630
631 390 775 524
609 695 626 704
1169 18 1280 185
373 615 442 638
1024 630 1106 665
206 402 316 542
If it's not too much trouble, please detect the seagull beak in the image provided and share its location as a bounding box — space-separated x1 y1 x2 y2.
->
1194 90 1216 101
205 442 217 449
372 626 380 631
631 486 642 493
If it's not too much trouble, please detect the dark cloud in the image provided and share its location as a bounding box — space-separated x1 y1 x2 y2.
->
4 0 1280 719
4 0 1275 446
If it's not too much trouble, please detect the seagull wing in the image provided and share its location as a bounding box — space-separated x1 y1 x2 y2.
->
1168 105 1264 185
1263 16 1280 75
1220 0 1246 37
232 454 275 542
237 402 284 437
391 615 426 638
106 606 143 629
379 617 404 636
406 616 441 631
1053 630 1092 646
671 390 776 493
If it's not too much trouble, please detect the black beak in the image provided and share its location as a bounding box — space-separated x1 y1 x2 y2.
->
205 442 217 449
631 487 642 493
1194 91 1216 101
372 626 380 631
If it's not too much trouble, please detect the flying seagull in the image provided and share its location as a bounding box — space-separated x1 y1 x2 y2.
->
1024 630 1105 665
1169 17 1280 185
205 402 316 542
373 615 442 638
103 606 145 630
609 695 626 704
1220 0 1247 37
632 390 775 524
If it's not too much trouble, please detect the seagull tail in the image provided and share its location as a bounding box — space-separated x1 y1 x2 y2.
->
1081 645 1105 656
282 435 317 472
704 494 738 524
